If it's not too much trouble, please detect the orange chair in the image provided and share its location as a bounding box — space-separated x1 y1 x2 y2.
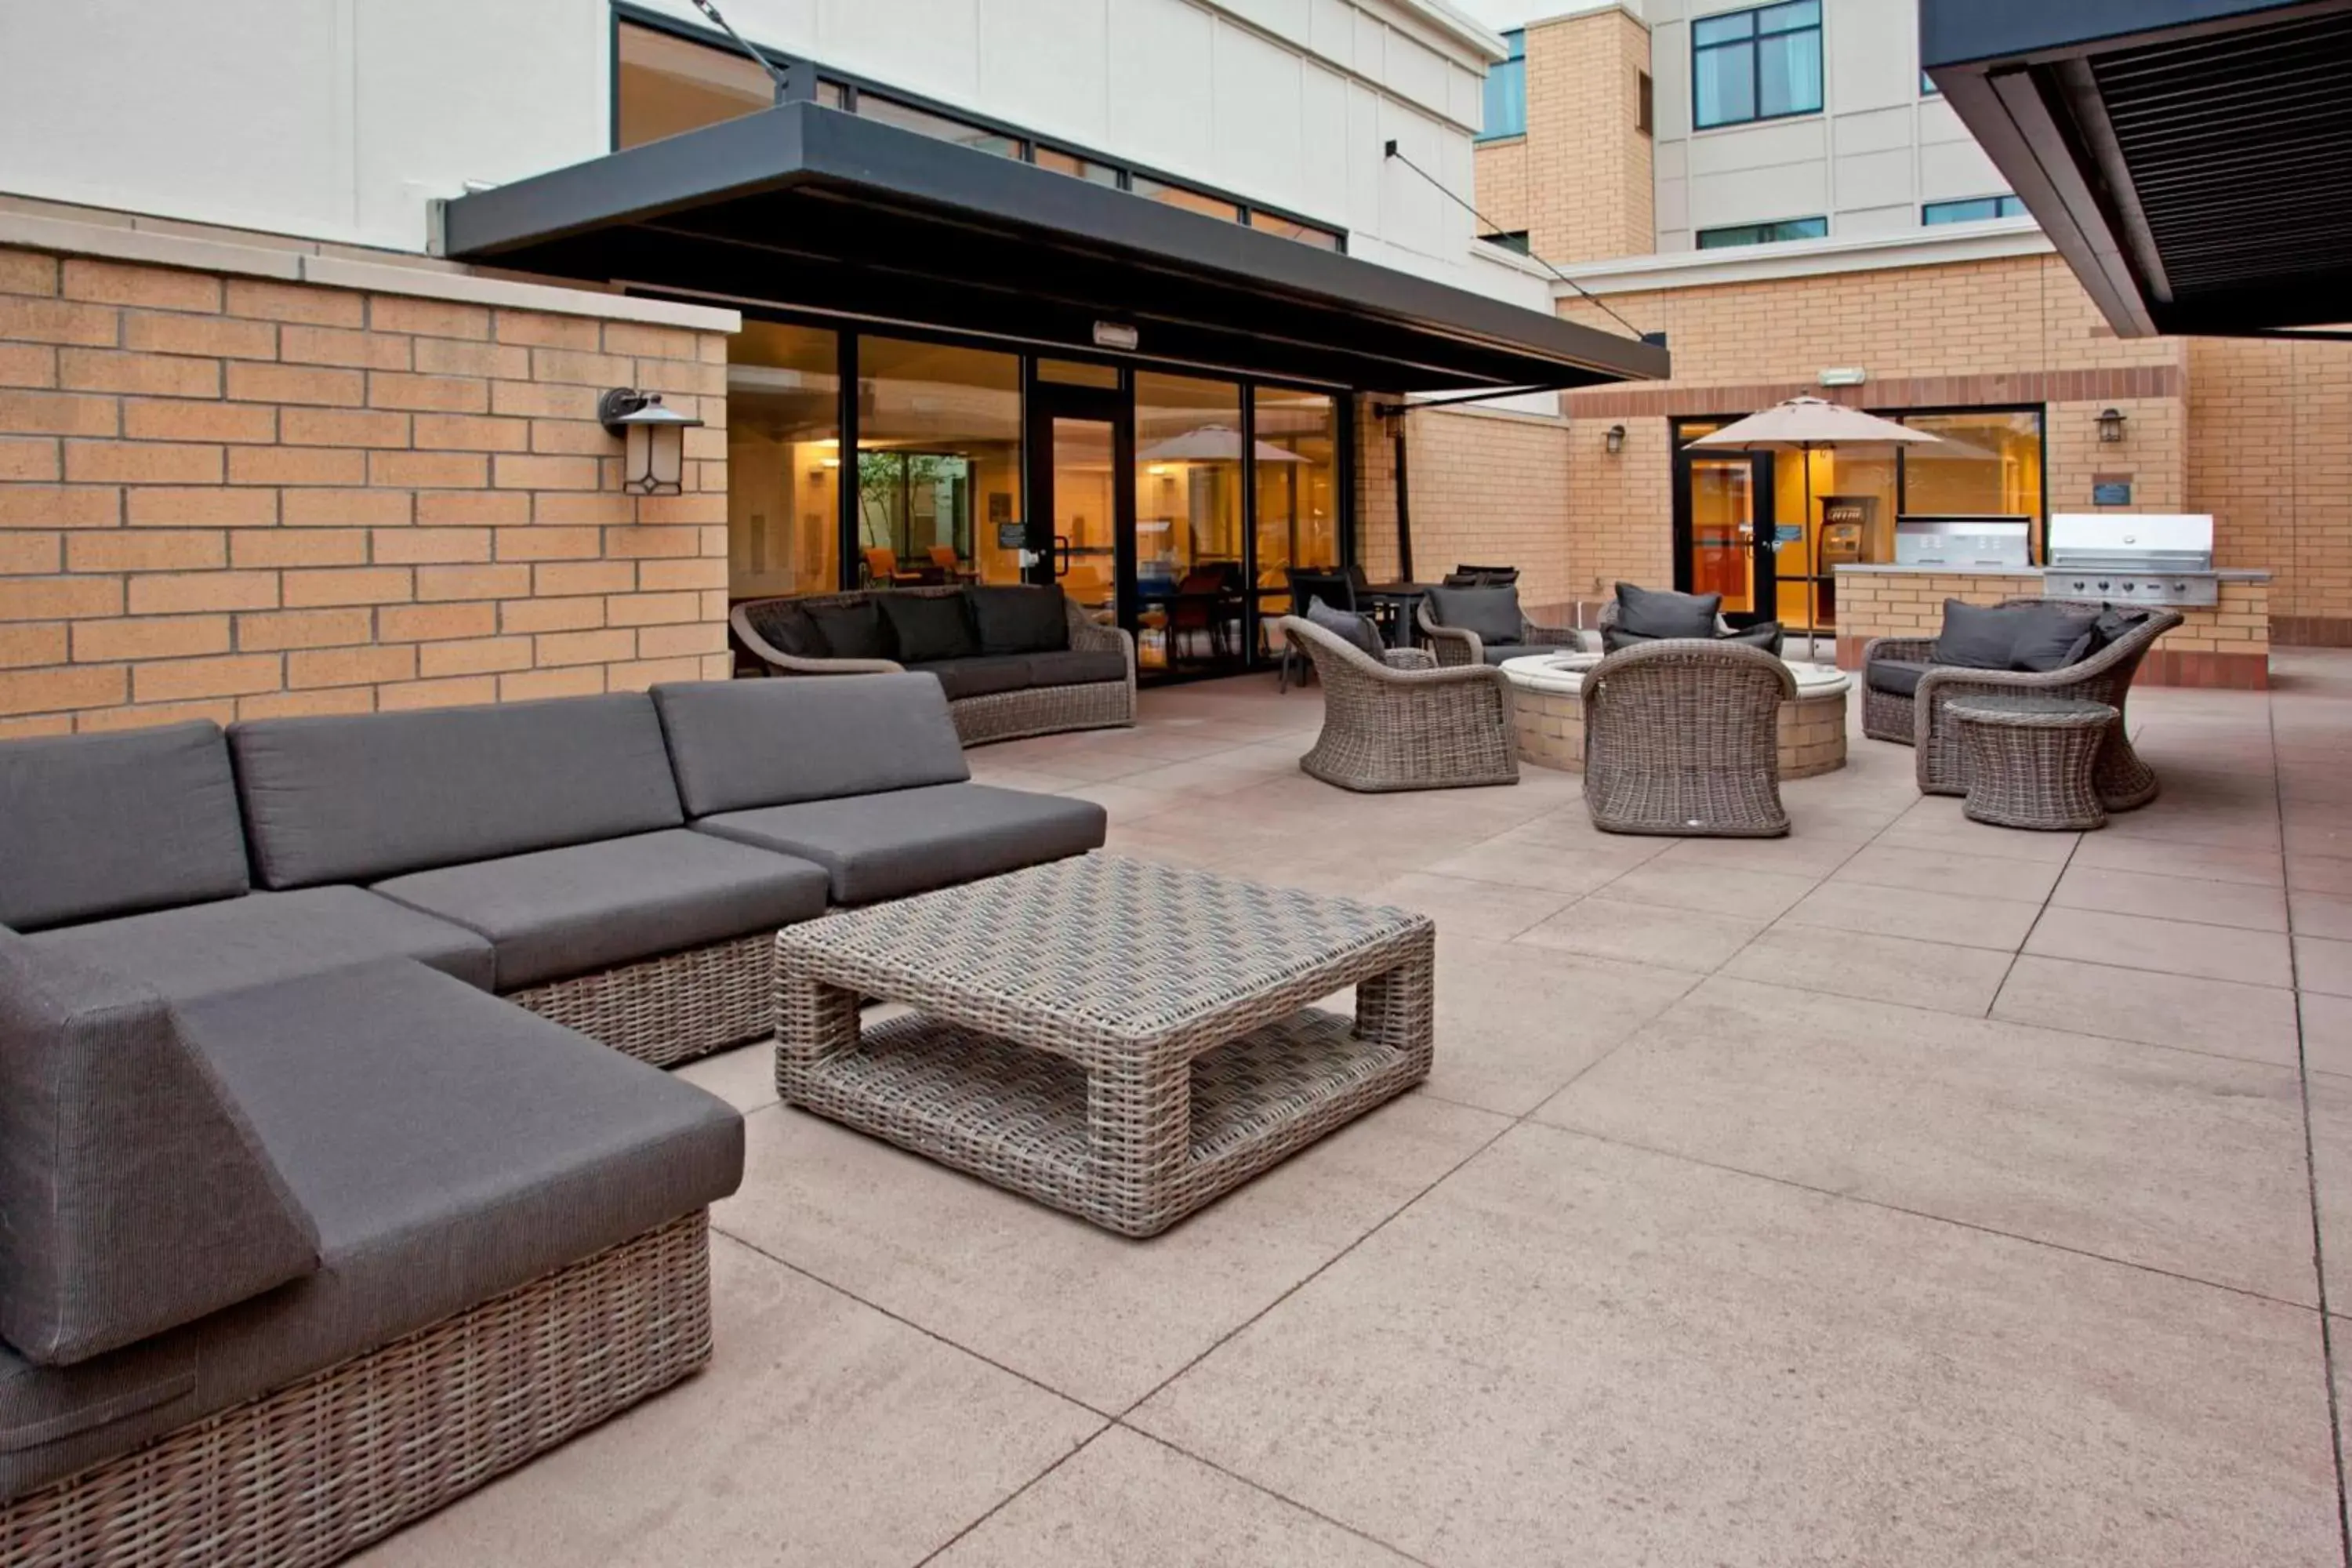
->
928 544 974 582
863 546 925 586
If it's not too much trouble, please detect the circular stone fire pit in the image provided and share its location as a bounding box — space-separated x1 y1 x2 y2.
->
1498 652 1851 779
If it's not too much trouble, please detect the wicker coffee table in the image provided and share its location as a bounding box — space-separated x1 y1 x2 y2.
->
773 855 1436 1236
1947 694 2119 830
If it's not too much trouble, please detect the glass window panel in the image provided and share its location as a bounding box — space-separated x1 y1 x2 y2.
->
1247 210 1343 249
1757 27 1823 117
1759 0 1819 32
1131 176 1243 223
1923 195 2025 224
1033 147 1120 185
1133 372 1243 673
616 21 775 148
1921 69 1940 96
1050 417 1118 624
1693 12 1756 45
1254 388 1339 604
1693 41 1755 128
856 337 1025 587
727 321 841 599
1481 230 1532 255
1037 358 1119 388
1697 216 1826 248
1481 56 1526 140
1899 412 2045 554
858 95 1021 158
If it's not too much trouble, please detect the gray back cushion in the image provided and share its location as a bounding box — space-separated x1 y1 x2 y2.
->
0 722 250 933
652 675 971 816
1615 583 1721 638
1426 584 1524 645
967 585 1069 655
230 695 684 889
1305 597 1386 660
1932 599 2022 670
0 931 319 1366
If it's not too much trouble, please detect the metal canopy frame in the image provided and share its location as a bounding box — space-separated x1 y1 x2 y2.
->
440 100 1670 393
1922 0 2352 338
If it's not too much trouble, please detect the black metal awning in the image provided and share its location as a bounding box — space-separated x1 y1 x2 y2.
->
439 100 1668 391
1922 0 2352 338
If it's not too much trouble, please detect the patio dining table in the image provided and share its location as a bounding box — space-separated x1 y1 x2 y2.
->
1355 580 1444 648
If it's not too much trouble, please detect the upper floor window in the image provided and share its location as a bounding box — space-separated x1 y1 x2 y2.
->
1924 195 2026 225
1479 230 1531 256
1697 216 1828 249
1693 2 1823 129
1480 30 1527 141
1920 70 1940 96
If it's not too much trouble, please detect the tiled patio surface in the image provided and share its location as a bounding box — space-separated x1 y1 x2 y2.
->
363 653 2352 1567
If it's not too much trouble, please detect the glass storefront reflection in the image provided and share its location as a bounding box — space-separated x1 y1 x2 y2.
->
1134 373 1245 673
856 338 1024 586
727 321 840 599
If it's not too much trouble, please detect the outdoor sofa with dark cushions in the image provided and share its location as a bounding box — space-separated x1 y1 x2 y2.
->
1861 596 2183 806
0 722 745 1566
731 582 1135 746
654 673 1110 905
1597 583 1786 657
1415 583 1583 666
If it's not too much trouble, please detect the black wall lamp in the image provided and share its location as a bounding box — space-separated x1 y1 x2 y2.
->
2096 407 2128 444
1604 423 1626 455
598 389 705 496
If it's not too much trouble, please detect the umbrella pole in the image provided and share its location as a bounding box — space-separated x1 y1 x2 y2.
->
1802 441 1817 652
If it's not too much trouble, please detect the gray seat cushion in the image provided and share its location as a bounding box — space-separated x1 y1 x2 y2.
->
1024 649 1128 688
29 885 494 1000
652 674 971 816
231 695 684 890
913 654 1035 702
0 722 249 933
695 782 1107 905
1867 659 1929 699
0 959 742 1504
372 829 829 991
1425 584 1523 646
0 932 318 1369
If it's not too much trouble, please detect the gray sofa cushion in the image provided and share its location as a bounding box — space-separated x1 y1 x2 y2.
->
30 886 495 1000
967 585 1069 655
0 932 318 1368
231 695 684 890
1867 659 1928 699
652 674 971 816
1024 649 1129 688
877 593 978 663
739 599 821 659
0 959 743 1504
1613 582 1722 639
804 598 891 660
915 654 1034 702
0 723 249 933
2010 604 2101 672
1425 584 1523 646
372 829 828 991
695 782 1107 905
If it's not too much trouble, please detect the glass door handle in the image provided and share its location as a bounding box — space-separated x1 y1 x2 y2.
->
1053 533 1073 575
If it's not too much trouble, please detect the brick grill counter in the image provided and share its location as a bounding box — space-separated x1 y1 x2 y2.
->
1831 565 2271 690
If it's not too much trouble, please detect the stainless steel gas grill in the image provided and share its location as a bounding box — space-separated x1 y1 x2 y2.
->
2042 513 2218 606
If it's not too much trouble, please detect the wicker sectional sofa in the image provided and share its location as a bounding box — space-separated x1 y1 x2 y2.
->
0 673 1106 1566
731 583 1136 746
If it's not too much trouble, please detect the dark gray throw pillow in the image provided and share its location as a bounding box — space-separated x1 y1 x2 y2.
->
1932 599 2022 670
1426 584 1524 646
966 585 1070 655
804 598 893 662
1720 622 1785 655
2089 605 2151 655
877 593 977 664
739 600 820 659
1306 597 1387 661
1615 582 1721 639
2009 603 2102 673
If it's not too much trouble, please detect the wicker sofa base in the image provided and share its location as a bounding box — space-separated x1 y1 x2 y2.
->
0 1210 713 1568
950 678 1134 747
509 933 774 1068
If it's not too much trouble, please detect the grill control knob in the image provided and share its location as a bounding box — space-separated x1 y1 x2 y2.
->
2097 580 2111 592
2122 581 2136 593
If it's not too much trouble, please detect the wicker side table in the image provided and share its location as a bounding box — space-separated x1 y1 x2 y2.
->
1946 695 2118 831
775 855 1435 1237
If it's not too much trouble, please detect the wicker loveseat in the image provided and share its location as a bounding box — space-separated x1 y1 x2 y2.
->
0 675 1105 1566
731 583 1135 746
1281 615 1518 792
1861 599 2182 805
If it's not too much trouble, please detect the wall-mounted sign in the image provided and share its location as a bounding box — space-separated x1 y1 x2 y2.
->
1091 321 1140 350
1817 367 1867 387
995 520 1027 550
1773 524 1804 545
2092 480 2133 506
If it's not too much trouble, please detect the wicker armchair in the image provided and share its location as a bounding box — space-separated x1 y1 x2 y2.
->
1279 615 1519 793
1416 600 1586 667
1582 639 1795 837
1861 600 2181 806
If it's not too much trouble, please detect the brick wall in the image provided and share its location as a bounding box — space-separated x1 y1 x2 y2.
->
1473 7 1653 263
0 246 732 738
2188 335 2352 640
1350 398 1577 614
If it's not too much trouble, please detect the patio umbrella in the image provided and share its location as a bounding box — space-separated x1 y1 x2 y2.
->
1687 396 1941 645
1136 424 1307 463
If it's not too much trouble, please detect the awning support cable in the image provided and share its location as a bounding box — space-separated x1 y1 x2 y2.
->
1382 141 1650 343
690 0 794 100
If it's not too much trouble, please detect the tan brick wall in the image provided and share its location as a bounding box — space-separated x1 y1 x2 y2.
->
0 249 732 738
1474 9 1654 263
2189 335 2352 633
1351 399 1577 613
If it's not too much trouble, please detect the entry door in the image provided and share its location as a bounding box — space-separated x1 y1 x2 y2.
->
1673 422 1777 626
1027 382 1134 637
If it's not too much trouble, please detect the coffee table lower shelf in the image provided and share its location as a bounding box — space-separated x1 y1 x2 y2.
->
778 1007 1423 1236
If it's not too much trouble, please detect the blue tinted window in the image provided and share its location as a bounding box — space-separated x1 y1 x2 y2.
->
1481 30 1526 140
1923 195 2025 224
1693 2 1823 129
1696 216 1828 249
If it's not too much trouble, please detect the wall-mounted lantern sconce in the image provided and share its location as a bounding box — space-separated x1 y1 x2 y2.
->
2096 407 2128 445
598 389 705 495
1604 423 1626 456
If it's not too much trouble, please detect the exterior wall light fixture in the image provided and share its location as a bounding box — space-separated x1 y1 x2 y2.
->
598 389 705 495
2097 407 2128 444
1604 423 1626 455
